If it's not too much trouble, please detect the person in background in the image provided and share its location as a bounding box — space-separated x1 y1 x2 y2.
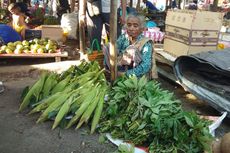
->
8 3 29 39
142 0 158 12
86 0 127 50
104 14 157 78
188 0 198 10
57 0 70 18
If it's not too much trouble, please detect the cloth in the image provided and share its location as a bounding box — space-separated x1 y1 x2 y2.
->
101 0 120 13
0 24 21 43
13 24 25 33
145 1 158 11
143 29 164 42
104 33 153 77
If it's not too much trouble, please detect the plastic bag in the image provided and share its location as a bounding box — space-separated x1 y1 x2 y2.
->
61 12 78 39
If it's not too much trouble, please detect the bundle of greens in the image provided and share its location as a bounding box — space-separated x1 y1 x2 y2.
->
99 76 213 153
19 61 108 133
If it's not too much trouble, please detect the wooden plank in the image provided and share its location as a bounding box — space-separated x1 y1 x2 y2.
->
0 52 68 58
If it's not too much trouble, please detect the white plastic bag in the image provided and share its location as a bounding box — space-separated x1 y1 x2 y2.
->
61 12 78 39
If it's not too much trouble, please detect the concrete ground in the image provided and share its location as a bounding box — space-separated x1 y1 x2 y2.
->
0 62 229 153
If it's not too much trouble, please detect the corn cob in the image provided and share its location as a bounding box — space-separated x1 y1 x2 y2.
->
19 72 47 112
66 86 98 129
42 72 58 98
52 96 75 129
90 89 106 134
75 90 101 129
51 75 72 95
28 92 62 114
36 93 70 123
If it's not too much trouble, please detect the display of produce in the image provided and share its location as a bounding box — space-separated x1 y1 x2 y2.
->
0 8 10 24
0 38 59 54
18 61 214 152
99 76 213 153
19 61 108 133
44 16 60 25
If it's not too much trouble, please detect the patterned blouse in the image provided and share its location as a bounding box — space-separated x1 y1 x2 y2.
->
117 33 153 77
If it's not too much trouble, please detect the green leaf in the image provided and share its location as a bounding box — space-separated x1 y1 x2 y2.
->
123 79 135 89
20 86 29 101
184 113 194 127
98 134 106 144
138 97 151 107
138 76 147 89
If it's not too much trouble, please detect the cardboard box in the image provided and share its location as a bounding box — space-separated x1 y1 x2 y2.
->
164 10 223 57
41 25 63 41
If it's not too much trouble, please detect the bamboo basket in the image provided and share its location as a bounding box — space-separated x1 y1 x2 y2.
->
87 39 104 68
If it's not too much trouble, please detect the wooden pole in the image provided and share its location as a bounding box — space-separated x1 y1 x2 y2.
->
109 0 118 81
136 0 141 12
130 0 133 7
79 0 86 53
70 0 75 12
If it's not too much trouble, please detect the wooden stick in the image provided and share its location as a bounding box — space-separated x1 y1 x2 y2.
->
109 0 118 81
79 0 86 53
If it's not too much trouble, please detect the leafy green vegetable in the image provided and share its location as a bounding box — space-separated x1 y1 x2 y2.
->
99 76 213 153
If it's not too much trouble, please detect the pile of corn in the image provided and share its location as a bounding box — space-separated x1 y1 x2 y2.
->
19 61 108 133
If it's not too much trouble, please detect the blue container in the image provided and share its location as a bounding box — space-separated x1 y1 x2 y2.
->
146 21 157 28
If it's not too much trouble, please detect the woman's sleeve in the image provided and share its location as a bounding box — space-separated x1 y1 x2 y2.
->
117 34 128 54
126 42 152 77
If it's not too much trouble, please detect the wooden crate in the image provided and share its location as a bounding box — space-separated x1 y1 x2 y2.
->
164 10 223 57
41 25 63 41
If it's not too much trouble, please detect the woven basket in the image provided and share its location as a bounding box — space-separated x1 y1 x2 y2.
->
87 51 104 68
87 39 104 68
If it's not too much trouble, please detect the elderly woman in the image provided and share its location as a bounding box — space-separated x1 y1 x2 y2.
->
104 14 157 78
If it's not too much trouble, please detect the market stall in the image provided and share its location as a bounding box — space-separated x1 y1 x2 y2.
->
1 1 230 153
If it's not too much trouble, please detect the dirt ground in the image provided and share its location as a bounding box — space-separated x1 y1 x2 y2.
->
0 39 229 153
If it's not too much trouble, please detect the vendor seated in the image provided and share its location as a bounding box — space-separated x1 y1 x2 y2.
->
104 14 157 79
8 3 29 39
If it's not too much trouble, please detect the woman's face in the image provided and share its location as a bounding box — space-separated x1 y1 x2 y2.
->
126 17 143 39
9 7 20 15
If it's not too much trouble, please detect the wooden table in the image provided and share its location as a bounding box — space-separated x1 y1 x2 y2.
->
0 52 68 62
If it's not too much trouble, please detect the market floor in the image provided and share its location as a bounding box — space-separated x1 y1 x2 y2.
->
0 73 229 153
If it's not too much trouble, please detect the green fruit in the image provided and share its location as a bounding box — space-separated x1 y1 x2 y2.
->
14 41 22 46
14 48 23 54
0 45 7 51
22 40 29 46
31 49 37 53
0 50 6 54
6 48 13 54
23 49 30 53
33 44 41 50
45 43 53 50
48 49 56 53
16 44 23 50
37 48 44 54
7 46 15 51
7 42 14 47
33 38 39 44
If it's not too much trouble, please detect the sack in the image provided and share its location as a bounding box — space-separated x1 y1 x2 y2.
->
87 39 104 67
61 12 78 39
87 0 101 17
